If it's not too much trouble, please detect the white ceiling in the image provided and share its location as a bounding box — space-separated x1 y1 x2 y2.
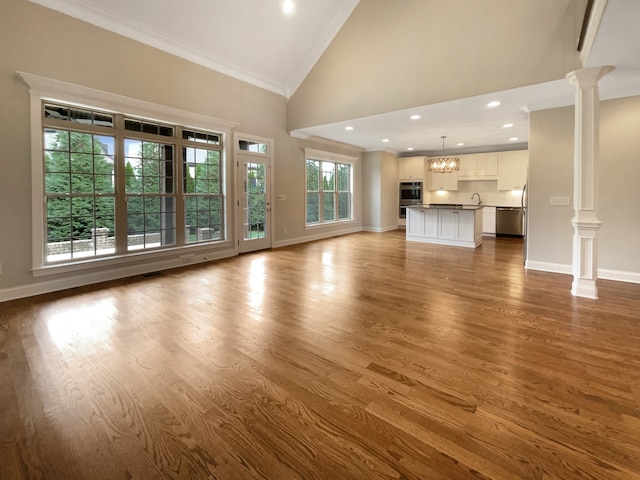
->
30 0 640 155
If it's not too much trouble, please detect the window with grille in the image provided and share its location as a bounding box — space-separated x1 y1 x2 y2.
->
305 151 354 226
183 146 223 243
41 101 225 264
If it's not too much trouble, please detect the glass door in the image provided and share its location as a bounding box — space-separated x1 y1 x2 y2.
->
237 152 271 253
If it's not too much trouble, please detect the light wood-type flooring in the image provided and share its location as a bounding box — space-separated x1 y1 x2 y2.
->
1 231 640 479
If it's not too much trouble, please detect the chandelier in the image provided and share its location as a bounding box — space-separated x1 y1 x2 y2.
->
428 136 460 173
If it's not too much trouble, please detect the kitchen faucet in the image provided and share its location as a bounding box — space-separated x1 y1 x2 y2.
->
471 192 482 205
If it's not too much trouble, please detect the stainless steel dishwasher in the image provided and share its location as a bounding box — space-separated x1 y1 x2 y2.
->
496 207 524 237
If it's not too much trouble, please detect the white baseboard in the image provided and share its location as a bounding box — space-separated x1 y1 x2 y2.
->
362 225 399 233
599 268 640 284
525 260 640 284
0 247 236 303
272 226 363 248
525 260 572 275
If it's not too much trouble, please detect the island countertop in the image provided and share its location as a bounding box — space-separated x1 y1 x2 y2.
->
407 204 484 210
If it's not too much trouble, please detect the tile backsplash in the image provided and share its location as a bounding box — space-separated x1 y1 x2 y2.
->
426 180 523 207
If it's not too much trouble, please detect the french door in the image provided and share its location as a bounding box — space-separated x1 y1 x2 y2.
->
236 135 273 253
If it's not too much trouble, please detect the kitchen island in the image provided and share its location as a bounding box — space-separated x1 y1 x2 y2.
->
406 204 483 248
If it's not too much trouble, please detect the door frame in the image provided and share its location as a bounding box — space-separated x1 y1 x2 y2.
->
234 132 274 253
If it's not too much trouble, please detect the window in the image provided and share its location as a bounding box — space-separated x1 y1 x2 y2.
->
124 137 176 251
41 101 225 264
44 127 116 261
183 146 223 243
305 149 355 225
239 140 268 154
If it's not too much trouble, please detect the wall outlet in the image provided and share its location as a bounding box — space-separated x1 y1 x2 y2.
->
0 262 2 275
278 194 287 200
283 226 288 234
550 196 570 206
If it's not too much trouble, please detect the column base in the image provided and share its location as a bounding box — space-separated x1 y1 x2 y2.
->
571 216 601 299
571 278 598 299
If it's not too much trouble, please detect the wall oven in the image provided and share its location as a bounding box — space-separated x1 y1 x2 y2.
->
399 181 423 218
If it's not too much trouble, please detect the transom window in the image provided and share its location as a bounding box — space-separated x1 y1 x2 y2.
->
239 140 268 154
41 101 225 264
305 149 354 226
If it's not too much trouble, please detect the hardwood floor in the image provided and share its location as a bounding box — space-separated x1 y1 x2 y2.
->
1 231 639 479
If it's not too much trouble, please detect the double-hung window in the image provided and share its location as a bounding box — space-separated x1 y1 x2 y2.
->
305 149 355 226
122 123 177 251
182 130 224 243
40 100 227 266
44 105 118 261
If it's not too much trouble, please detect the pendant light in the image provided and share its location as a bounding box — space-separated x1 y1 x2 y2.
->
428 136 460 173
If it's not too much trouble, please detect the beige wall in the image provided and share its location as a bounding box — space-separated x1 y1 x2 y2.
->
0 0 362 296
598 96 640 275
363 151 398 231
527 106 575 268
287 0 584 130
528 96 640 279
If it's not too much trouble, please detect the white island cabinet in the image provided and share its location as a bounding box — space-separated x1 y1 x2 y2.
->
406 205 483 248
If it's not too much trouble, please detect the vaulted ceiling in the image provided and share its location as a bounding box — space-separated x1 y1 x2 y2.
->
28 0 360 97
29 0 640 154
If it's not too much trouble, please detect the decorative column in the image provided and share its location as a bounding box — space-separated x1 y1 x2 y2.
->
565 66 614 299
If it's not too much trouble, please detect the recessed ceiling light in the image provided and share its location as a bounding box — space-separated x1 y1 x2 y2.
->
344 126 354 131
509 137 519 141
282 0 295 15
382 139 390 143
487 101 501 108
457 142 465 146
502 123 514 128
407 147 414 151
410 114 421 120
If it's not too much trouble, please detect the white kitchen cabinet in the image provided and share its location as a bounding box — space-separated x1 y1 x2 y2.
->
406 208 438 238
398 156 425 181
458 153 498 180
406 207 424 237
476 153 499 177
439 209 476 241
423 209 438 237
438 209 458 239
497 151 528 190
427 170 458 191
458 155 477 178
406 206 482 248
482 206 496 235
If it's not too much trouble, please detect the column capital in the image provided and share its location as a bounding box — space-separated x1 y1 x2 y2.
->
566 66 615 89
571 216 602 231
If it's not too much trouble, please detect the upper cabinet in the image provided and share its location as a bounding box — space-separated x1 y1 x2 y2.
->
398 156 426 181
497 151 528 190
458 153 498 181
427 170 458 191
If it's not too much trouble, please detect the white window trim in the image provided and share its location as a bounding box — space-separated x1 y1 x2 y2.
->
304 148 358 229
305 148 359 165
18 71 238 276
